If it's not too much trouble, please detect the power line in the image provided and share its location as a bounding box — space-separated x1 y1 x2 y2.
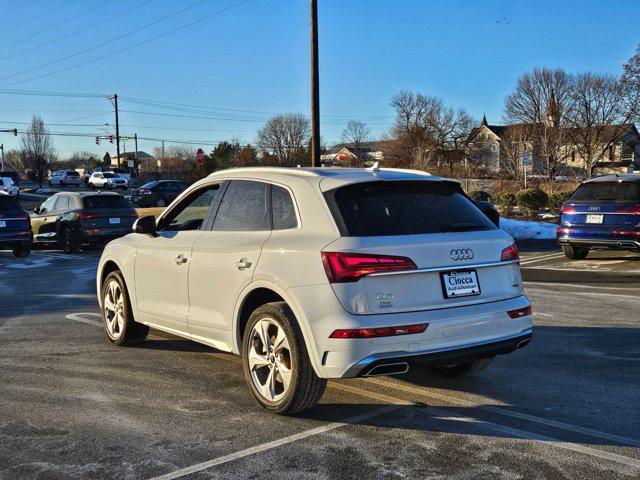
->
1 0 38 17
120 96 394 119
0 88 105 98
3 0 78 33
0 0 252 88
0 0 155 60
0 0 110 50
0 0 210 82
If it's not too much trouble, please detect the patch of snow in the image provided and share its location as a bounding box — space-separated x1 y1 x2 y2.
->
500 217 558 240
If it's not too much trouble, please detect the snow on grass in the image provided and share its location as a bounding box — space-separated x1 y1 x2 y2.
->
500 217 558 240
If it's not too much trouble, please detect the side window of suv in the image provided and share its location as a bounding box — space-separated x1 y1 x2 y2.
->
55 195 70 211
272 185 298 230
158 185 220 232
213 180 269 231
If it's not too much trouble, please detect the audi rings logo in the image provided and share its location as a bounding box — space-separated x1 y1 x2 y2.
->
450 249 474 261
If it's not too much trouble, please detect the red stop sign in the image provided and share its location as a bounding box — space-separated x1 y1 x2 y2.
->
196 148 204 165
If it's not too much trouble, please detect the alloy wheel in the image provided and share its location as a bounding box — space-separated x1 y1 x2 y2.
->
103 280 125 340
247 318 292 402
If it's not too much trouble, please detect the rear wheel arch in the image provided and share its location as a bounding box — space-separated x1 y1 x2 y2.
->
233 283 322 374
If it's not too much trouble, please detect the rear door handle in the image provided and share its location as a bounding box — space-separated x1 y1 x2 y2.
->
235 259 252 270
175 254 188 265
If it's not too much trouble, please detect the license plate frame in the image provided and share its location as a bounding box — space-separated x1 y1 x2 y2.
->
109 217 121 225
586 214 604 224
440 269 481 299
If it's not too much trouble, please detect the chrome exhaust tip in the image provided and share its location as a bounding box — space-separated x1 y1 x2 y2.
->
365 362 410 377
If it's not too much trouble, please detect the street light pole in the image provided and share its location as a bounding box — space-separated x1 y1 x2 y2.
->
310 0 320 167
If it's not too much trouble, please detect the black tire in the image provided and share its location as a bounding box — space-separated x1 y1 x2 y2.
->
563 245 589 260
101 270 149 347
242 302 326 414
156 198 167 207
431 358 492 378
12 244 31 258
61 225 80 254
89 182 95 190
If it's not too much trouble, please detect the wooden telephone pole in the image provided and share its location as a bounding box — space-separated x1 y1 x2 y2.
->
310 0 320 167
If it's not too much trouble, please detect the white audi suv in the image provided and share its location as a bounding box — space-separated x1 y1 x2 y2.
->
97 167 532 414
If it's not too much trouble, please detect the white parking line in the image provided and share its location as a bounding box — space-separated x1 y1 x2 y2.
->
361 377 640 449
65 312 101 326
525 281 638 292
520 253 565 266
149 405 400 480
332 383 640 469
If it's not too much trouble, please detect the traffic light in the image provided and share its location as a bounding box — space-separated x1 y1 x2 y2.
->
108 135 114 144
95 137 100 145
12 128 17 136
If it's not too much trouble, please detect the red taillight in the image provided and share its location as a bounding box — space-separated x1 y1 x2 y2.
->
612 229 640 237
321 252 417 283
560 205 575 214
616 206 640 215
329 323 428 339
556 227 573 236
77 212 99 220
140 189 152 195
500 244 519 261
2 186 6 191
508 306 532 318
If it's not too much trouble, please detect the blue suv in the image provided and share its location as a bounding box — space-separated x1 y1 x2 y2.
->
557 174 640 259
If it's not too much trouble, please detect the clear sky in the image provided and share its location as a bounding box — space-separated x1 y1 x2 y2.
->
0 0 638 158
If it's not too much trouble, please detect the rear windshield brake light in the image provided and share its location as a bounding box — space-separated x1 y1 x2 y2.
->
321 252 417 283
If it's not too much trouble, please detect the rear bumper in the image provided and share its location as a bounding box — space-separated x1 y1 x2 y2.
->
347 329 532 377
557 237 640 250
0 231 32 248
288 283 533 379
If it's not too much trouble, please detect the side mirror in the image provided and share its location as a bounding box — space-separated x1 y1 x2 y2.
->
133 215 157 236
34 206 41 214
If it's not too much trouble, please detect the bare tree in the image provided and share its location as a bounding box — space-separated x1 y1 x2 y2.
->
389 90 473 173
341 120 371 150
622 43 640 124
497 124 536 179
504 67 573 178
565 72 635 177
19 116 55 187
257 113 310 165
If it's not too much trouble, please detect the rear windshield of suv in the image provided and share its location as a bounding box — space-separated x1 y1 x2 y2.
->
570 182 640 202
83 195 131 209
0 195 21 211
66 171 80 176
324 181 496 236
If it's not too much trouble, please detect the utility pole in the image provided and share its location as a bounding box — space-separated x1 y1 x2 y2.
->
310 0 320 167
0 144 4 171
107 94 121 169
134 133 139 178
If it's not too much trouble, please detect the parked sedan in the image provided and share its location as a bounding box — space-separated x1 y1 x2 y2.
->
31 192 137 253
1 177 19 198
88 172 129 190
47 169 82 187
0 192 32 257
129 180 188 207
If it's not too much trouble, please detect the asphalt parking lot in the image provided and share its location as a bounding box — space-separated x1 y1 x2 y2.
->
0 244 638 479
